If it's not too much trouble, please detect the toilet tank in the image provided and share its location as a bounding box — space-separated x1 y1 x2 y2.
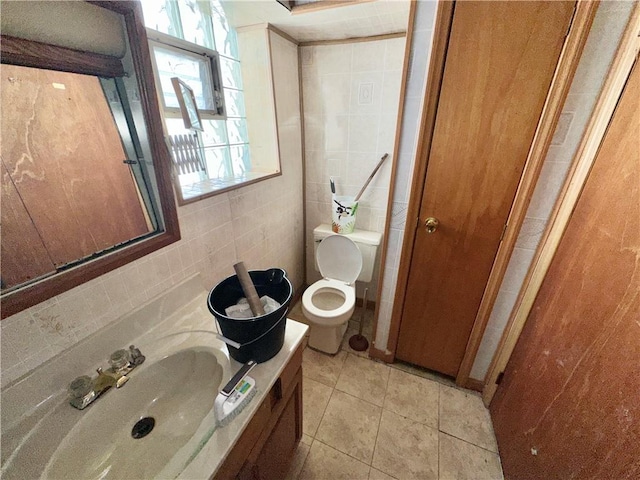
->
313 224 382 283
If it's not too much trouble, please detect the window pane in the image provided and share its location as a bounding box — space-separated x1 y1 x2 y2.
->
204 145 232 178
152 45 216 111
220 56 243 90
210 0 239 59
224 88 246 117
201 119 228 146
178 0 214 49
141 0 183 39
226 118 248 144
165 117 191 136
230 144 250 176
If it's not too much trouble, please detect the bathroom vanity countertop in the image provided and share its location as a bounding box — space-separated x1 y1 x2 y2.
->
178 314 308 479
0 274 307 480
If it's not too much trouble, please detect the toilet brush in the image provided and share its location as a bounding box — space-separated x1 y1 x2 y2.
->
348 288 369 351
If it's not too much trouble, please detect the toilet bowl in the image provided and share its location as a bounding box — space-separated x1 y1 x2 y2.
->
302 234 362 354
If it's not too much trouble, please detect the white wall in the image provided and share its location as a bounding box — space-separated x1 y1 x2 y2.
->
0 30 304 388
373 0 437 353
301 35 406 298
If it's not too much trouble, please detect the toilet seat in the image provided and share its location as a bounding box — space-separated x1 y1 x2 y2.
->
302 279 355 325
316 235 362 284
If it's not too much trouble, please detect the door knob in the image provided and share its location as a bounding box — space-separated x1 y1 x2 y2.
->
425 217 439 233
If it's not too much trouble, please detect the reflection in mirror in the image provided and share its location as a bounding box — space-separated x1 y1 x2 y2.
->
142 0 281 204
1 66 156 291
0 1 180 318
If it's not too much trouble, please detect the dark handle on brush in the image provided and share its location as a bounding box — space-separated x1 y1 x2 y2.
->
221 360 257 396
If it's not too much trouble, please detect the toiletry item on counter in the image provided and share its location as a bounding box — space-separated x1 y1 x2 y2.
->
215 360 257 426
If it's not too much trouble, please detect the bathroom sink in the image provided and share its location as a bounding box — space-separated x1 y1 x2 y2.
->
3 347 223 480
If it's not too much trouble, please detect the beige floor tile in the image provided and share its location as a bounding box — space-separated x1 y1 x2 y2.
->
284 441 312 480
301 433 313 446
335 354 390 406
369 467 397 480
372 410 438 480
299 440 370 480
303 347 347 387
316 390 382 464
383 368 439 428
439 432 503 480
303 377 333 437
439 385 498 452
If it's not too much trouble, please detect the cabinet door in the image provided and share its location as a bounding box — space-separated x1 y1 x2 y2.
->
254 378 302 480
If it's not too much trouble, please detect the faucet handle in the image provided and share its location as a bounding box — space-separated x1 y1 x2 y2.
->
69 375 92 399
129 345 145 366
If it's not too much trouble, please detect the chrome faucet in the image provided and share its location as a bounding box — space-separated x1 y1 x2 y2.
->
68 345 144 410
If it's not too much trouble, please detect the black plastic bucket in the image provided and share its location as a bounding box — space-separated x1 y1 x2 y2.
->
207 268 293 363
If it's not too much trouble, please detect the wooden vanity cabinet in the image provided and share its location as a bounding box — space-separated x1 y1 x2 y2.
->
214 343 303 480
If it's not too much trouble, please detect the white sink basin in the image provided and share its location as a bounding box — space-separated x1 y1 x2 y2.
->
3 347 223 480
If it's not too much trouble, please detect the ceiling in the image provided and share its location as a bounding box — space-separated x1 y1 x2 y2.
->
220 0 410 43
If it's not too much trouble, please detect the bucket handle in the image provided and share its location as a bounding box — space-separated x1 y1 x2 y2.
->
217 313 287 350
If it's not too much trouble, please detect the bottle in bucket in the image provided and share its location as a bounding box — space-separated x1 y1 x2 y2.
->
332 195 358 234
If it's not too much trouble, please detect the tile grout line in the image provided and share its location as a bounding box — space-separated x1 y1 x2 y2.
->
438 430 500 456
370 363 394 477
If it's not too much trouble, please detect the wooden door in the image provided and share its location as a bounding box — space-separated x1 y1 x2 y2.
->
396 1 576 377
1 65 150 287
490 61 640 479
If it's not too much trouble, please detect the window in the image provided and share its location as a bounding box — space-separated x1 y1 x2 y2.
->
141 0 254 202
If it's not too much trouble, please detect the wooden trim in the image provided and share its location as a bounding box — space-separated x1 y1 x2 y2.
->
0 35 125 78
382 1 455 361
299 32 405 47
267 24 299 46
370 0 416 358
464 378 484 393
291 0 374 16
176 172 283 206
1 1 181 319
369 345 395 363
482 3 640 407
455 1 599 387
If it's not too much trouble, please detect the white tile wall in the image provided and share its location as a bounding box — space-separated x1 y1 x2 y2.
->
0 31 304 388
301 35 407 299
373 0 437 352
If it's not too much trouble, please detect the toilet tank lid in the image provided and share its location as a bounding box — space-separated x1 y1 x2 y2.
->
314 224 382 246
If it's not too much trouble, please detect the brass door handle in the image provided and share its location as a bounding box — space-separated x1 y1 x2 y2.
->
425 217 439 233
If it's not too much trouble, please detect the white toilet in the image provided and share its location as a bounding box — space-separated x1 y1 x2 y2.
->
302 224 382 354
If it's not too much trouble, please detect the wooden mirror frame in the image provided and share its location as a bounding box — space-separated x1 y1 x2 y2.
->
0 1 180 319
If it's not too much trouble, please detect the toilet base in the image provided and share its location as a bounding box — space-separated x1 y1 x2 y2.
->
307 321 349 354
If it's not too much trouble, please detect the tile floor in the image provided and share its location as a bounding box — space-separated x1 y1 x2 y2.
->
285 300 504 480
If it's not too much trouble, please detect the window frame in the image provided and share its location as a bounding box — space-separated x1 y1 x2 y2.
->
147 30 226 121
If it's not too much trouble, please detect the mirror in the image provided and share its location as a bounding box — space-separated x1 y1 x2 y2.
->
0 1 180 318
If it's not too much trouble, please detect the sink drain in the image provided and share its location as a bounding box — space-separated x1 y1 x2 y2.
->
131 417 155 439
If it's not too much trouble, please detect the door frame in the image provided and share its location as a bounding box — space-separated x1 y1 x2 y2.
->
483 3 640 406
372 0 598 389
